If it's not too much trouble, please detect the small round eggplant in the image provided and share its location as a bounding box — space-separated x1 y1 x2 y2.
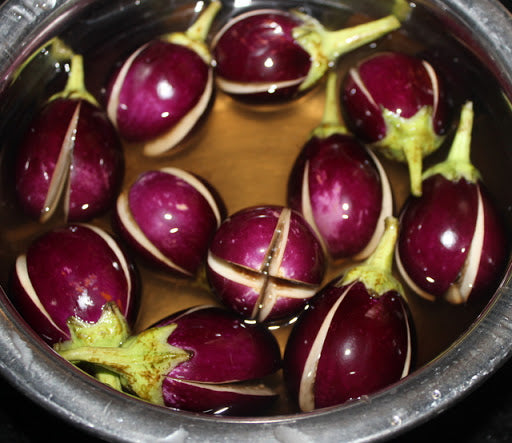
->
106 1 221 156
56 305 282 415
396 101 508 304
15 53 124 223
287 70 393 260
211 9 400 104
114 167 223 277
342 51 448 196
283 217 413 411
206 205 326 324
11 223 139 346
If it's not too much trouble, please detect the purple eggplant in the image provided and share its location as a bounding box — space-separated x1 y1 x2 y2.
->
211 9 400 104
11 223 139 346
56 305 281 415
206 205 326 324
287 70 393 260
106 1 221 156
396 101 508 304
283 217 412 411
15 52 124 223
342 51 448 196
114 167 223 277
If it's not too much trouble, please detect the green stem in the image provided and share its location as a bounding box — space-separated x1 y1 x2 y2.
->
403 142 424 198
322 15 401 62
58 324 190 405
164 0 222 63
422 101 480 183
185 0 222 42
446 101 474 164
294 14 401 92
48 54 99 106
12 37 75 84
340 216 404 297
311 70 348 139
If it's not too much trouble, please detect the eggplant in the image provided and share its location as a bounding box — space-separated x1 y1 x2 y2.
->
206 205 326 324
11 223 140 389
14 46 124 223
56 305 282 415
11 223 139 345
342 51 449 196
287 70 393 260
396 101 508 304
283 217 413 411
114 167 223 277
106 1 221 156
211 9 400 104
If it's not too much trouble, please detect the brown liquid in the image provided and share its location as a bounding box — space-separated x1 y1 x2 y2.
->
0 0 509 416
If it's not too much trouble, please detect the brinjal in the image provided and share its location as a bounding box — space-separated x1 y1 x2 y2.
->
206 205 326 324
114 167 223 277
211 9 400 104
15 46 124 223
11 223 139 389
287 70 393 260
11 223 139 345
56 305 282 415
106 1 221 156
396 101 508 304
283 217 412 411
342 51 448 196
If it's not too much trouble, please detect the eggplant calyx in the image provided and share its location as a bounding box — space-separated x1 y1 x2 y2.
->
55 303 131 351
54 303 132 391
164 0 222 64
311 70 349 139
48 54 100 107
374 106 444 196
293 14 401 92
340 216 405 298
422 101 481 184
57 324 191 405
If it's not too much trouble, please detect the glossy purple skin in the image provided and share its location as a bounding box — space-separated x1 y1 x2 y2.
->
108 39 209 142
342 52 447 142
162 378 276 415
11 224 139 344
212 10 310 102
284 281 410 410
14 98 124 222
287 133 383 259
154 306 281 414
397 174 508 300
206 205 326 322
115 169 220 276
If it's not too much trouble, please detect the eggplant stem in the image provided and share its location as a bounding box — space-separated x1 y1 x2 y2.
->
185 0 222 43
340 217 405 298
422 101 481 183
11 37 75 84
323 15 401 62
363 216 397 272
446 101 474 164
48 54 99 106
294 14 400 92
403 143 423 197
311 70 348 138
165 0 221 63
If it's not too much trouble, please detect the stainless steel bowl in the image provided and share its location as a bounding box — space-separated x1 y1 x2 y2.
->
1 0 512 441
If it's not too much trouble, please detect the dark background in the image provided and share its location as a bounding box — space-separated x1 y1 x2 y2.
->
2 1 512 442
